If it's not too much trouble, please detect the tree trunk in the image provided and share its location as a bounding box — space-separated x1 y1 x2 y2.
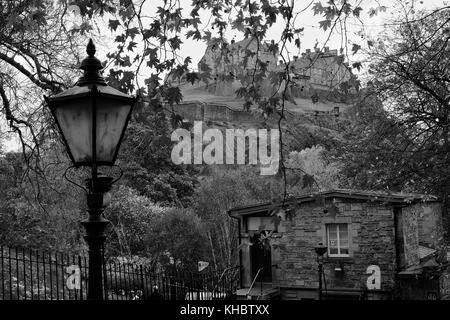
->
207 230 218 270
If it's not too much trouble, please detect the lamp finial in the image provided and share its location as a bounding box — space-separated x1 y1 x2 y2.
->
76 39 106 86
86 39 96 57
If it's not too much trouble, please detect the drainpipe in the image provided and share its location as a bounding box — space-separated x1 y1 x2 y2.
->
393 207 400 271
228 210 243 289
393 206 402 299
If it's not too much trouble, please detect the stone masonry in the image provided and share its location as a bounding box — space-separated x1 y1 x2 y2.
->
228 190 443 300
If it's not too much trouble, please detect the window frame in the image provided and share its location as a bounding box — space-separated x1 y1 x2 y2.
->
326 223 350 257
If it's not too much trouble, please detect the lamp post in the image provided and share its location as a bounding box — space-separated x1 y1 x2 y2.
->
314 242 327 301
45 39 136 300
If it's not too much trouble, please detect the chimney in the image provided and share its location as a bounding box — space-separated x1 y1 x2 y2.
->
324 47 329 52
293 55 298 61
306 49 311 54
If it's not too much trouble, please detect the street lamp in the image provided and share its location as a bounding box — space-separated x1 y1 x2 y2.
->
314 242 327 301
45 39 136 300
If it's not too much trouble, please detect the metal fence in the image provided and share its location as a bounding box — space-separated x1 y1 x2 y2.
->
0 246 239 300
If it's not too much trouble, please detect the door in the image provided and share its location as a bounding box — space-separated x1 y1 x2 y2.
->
250 233 272 282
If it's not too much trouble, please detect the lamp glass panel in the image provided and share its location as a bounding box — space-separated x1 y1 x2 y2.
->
53 98 93 163
95 96 132 163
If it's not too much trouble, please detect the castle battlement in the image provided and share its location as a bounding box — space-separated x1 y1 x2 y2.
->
298 47 339 59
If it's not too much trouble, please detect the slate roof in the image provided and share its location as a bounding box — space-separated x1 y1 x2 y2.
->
228 189 438 217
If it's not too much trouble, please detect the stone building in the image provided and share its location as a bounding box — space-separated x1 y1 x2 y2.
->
197 39 358 102
198 37 279 79
291 48 353 88
228 189 449 300
289 47 358 101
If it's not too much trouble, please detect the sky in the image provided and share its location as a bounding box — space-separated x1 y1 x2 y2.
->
1 0 448 152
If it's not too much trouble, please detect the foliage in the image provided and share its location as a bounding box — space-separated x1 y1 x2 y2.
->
0 0 88 170
285 145 344 192
143 207 209 271
339 8 450 196
0 150 86 253
104 184 169 258
117 101 198 207
193 165 282 269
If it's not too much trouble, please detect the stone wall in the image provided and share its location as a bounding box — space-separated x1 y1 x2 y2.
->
166 101 264 123
268 199 398 298
165 102 203 122
167 100 345 131
234 195 444 300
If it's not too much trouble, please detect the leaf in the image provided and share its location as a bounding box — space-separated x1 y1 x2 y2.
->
268 42 279 56
353 6 363 17
319 19 332 31
128 27 140 40
261 0 278 26
165 86 182 106
368 8 377 17
186 72 199 85
351 43 361 54
115 34 126 43
169 36 182 50
186 30 202 41
118 55 131 67
312 2 325 15
127 41 137 52
79 22 93 34
352 62 362 71
184 56 192 66
202 31 212 42
108 19 121 31
145 48 159 68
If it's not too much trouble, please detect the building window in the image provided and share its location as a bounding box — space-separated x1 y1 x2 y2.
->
326 223 349 257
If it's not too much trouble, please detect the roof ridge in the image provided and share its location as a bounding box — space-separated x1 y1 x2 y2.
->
228 188 439 215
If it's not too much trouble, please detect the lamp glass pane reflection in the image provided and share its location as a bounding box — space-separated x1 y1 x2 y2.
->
52 97 93 163
95 96 132 163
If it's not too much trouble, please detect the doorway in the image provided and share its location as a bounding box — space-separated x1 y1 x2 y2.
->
250 233 272 282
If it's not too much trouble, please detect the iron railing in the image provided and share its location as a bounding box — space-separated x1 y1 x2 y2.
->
246 267 264 299
0 245 239 300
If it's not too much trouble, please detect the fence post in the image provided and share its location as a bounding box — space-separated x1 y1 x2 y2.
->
78 256 83 301
140 265 145 300
102 246 108 300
